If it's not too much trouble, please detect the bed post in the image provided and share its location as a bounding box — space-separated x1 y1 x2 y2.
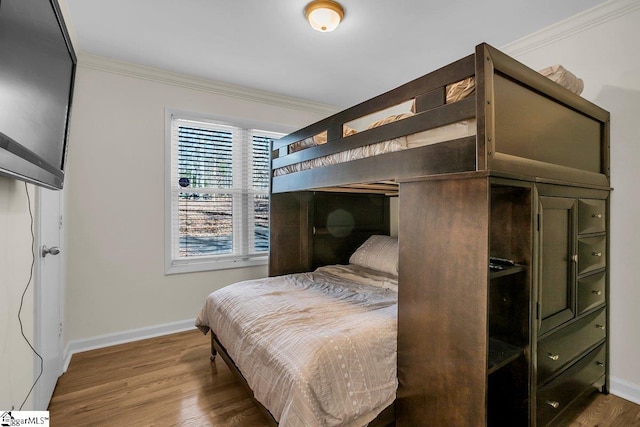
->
475 42 493 173
210 333 217 362
269 191 313 276
397 174 490 426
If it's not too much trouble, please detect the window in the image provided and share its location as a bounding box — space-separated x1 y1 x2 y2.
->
165 112 283 273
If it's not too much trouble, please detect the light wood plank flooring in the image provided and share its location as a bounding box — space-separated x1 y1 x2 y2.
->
49 329 640 426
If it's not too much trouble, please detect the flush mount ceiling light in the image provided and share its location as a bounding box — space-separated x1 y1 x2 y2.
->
304 0 344 32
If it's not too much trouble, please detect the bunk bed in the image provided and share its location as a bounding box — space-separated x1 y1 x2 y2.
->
198 43 611 426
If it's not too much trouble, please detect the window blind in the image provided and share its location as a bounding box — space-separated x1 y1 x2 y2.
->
169 116 282 268
250 133 275 253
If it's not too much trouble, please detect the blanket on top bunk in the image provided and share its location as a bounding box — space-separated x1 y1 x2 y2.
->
195 263 398 427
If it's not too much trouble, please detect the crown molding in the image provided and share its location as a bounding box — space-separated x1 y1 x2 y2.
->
77 53 339 117
502 0 640 57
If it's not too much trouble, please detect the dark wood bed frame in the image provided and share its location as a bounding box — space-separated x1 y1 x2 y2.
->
209 43 610 426
270 43 608 196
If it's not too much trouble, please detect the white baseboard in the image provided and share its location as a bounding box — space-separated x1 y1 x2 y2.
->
610 376 640 405
62 318 197 372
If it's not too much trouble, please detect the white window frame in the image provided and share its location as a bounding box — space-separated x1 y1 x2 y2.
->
164 109 285 274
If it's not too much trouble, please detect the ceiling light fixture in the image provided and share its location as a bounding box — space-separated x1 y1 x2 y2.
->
304 0 344 33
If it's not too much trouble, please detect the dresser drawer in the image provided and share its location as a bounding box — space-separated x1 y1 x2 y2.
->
578 235 606 276
537 343 606 426
578 199 606 234
578 271 606 315
537 307 606 383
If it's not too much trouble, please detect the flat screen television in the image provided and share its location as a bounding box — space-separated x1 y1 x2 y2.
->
0 0 76 190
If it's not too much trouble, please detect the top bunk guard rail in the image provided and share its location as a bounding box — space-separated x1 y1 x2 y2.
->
271 43 610 194
272 97 475 170
272 54 475 151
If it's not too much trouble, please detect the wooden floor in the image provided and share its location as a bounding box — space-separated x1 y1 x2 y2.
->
49 329 271 426
49 329 640 426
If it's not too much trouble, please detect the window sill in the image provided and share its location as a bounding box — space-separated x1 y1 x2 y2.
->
165 256 268 275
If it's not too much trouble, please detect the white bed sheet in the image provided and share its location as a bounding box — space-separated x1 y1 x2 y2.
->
195 264 398 427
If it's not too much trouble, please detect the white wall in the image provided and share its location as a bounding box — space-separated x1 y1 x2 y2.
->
0 178 35 410
503 0 640 403
63 58 336 351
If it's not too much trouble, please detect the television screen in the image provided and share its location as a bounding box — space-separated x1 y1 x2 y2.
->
0 0 76 189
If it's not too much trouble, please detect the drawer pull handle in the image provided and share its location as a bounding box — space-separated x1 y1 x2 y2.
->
592 290 603 296
592 213 603 219
592 252 602 257
546 400 560 409
595 324 605 330
547 353 560 361
597 361 605 367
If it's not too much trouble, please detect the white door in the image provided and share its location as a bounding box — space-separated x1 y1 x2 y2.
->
34 187 64 410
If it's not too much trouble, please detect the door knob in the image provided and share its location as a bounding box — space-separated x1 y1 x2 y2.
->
42 245 60 258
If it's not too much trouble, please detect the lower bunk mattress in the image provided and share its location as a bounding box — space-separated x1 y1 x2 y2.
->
195 264 398 427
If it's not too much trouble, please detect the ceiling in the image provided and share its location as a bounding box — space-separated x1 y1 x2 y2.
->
62 0 607 109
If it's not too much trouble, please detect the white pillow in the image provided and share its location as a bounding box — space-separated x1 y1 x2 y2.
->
349 235 398 276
